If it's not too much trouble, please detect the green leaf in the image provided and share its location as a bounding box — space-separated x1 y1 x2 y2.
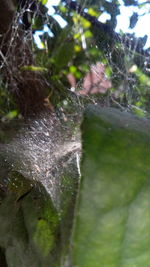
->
74 33 81 40
74 45 82 52
20 65 48 72
73 105 150 267
52 42 74 70
69 65 77 73
59 5 67 13
81 18 91 29
88 8 99 17
39 0 48 5
84 30 93 39
5 110 18 120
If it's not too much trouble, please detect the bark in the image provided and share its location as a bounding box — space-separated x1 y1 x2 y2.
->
0 0 15 33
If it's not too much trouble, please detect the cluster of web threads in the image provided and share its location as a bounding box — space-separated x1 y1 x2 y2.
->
3 112 81 209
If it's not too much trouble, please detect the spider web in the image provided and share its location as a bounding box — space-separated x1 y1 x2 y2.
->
0 2 150 266
0 0 150 207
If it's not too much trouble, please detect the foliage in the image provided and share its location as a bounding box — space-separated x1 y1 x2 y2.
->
0 0 150 119
1 0 150 266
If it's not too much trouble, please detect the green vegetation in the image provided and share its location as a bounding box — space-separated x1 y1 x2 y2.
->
0 0 150 266
0 0 150 118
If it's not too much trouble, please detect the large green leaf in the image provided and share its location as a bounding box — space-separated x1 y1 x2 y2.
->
73 105 150 267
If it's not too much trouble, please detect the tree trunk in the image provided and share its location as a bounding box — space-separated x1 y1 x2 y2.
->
0 0 50 116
